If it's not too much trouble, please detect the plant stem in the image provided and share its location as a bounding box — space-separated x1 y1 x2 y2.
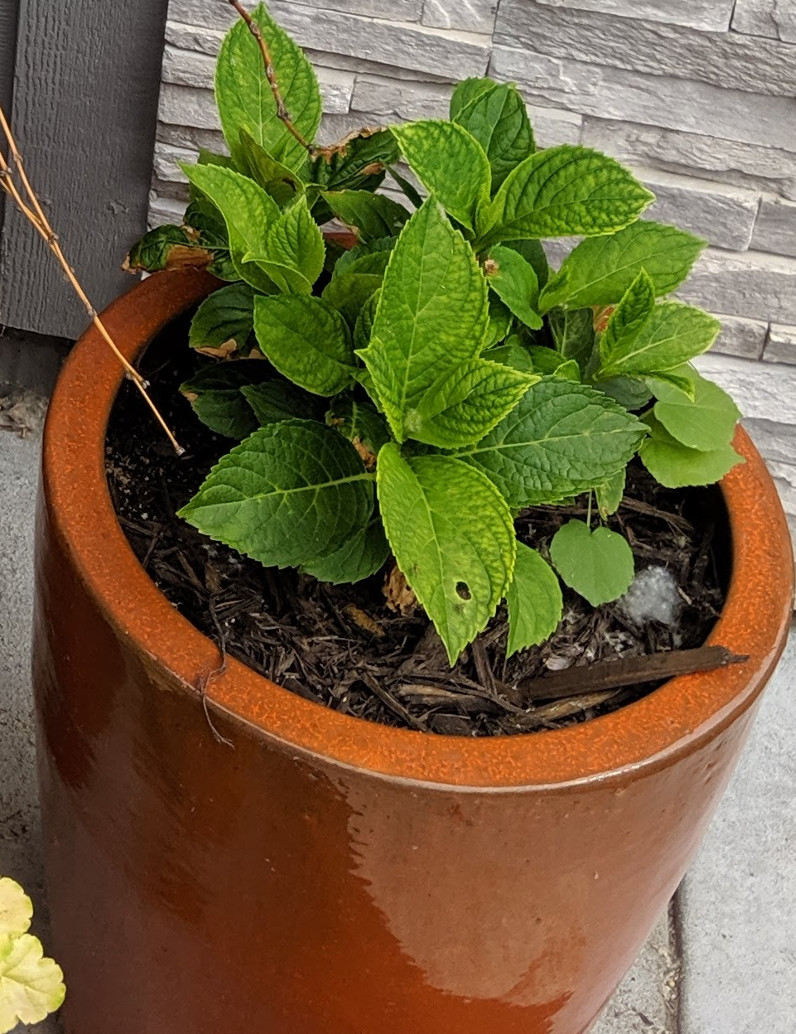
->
0 105 184 455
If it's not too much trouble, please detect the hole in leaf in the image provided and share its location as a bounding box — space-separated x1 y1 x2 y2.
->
456 581 472 601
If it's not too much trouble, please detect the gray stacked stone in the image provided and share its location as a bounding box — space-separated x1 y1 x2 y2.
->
150 0 796 538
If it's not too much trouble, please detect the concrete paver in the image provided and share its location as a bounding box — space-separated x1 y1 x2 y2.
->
679 632 796 1034
0 399 60 1033
591 912 679 1034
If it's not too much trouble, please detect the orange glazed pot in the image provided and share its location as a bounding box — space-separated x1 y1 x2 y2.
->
33 270 793 1034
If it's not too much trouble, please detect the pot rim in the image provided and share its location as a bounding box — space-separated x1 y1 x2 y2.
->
41 269 794 790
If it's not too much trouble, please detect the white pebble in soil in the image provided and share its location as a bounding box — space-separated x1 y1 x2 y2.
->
619 565 681 627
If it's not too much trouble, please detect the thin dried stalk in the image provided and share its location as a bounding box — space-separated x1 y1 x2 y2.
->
0 105 183 454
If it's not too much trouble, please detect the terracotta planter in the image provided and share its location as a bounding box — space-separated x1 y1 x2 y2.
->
33 270 793 1034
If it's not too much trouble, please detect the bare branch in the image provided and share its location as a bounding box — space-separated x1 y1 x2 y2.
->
0 106 184 455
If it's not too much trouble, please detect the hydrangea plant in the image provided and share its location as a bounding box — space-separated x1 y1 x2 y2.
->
0 877 65 1032
129 2 742 665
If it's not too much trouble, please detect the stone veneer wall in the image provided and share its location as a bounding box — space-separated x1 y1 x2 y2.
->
150 0 796 542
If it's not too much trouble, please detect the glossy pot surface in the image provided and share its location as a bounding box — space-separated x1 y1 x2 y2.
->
33 271 794 1034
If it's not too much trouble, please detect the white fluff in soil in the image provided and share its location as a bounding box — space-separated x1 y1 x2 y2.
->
619 565 681 627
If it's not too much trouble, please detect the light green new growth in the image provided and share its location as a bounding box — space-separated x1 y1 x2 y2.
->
128 0 743 665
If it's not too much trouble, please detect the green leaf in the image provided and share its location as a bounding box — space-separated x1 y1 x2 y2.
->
486 295 514 347
197 147 236 171
180 360 269 438
449 77 495 120
505 238 549 288
0 878 32 939
353 290 381 351
485 246 542 330
312 128 399 192
253 294 355 396
551 520 635 607
238 129 303 205
179 420 374 569
506 543 563 656
640 415 743 487
539 220 706 311
454 379 646 507
215 2 321 172
182 163 279 293
482 145 654 244
358 199 489 441
652 370 740 451
645 367 696 402
451 79 535 192
528 347 581 381
326 398 391 456
597 301 721 379
598 269 656 367
322 190 409 242
241 380 323 425
410 358 538 448
124 225 207 273
596 469 625 518
597 376 653 410
0 933 66 1032
548 307 595 371
189 283 256 355
392 120 491 232
246 195 325 294
333 236 395 278
322 272 383 328
377 445 516 664
183 198 238 280
302 517 389 585
485 337 535 373
184 196 229 248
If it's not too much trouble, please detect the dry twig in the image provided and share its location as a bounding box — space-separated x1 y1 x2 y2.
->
0 105 183 455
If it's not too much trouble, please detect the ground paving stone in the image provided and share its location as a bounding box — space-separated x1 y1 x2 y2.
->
679 631 796 1034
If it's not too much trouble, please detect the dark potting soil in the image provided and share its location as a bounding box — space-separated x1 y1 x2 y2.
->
105 313 730 737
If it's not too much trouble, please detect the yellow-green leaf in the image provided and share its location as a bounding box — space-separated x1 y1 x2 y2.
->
411 359 538 448
182 163 279 293
392 120 491 233
597 301 721 379
359 199 489 441
215 2 321 172
539 220 706 312
451 79 535 192
0 880 31 940
253 294 356 396
377 445 516 664
482 145 654 244
485 245 542 330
